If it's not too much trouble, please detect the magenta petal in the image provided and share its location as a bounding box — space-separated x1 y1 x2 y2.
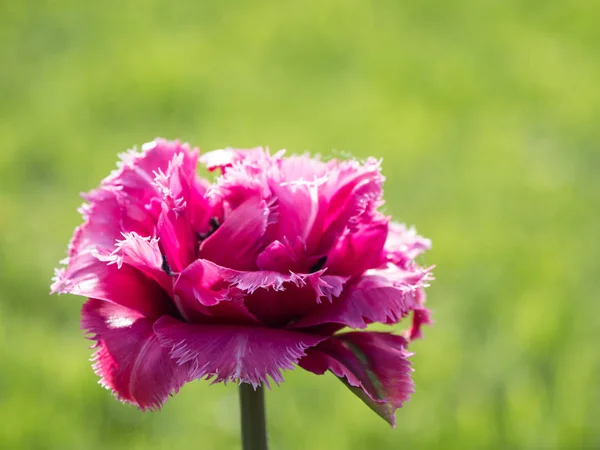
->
154 316 327 387
267 180 322 251
81 299 190 410
103 139 194 203
199 196 271 270
71 187 155 257
157 202 196 273
256 240 299 272
94 232 174 296
291 265 431 329
52 250 172 318
172 259 261 325
385 222 432 269
318 158 384 254
327 216 389 276
299 332 414 427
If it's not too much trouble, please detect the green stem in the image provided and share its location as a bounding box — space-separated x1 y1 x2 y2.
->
239 383 268 450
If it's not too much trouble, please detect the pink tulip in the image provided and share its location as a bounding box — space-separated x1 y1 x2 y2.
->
52 139 433 427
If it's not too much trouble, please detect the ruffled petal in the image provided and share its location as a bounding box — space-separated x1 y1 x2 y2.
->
291 264 432 330
299 332 414 427
199 196 273 270
81 299 190 410
154 316 327 387
267 177 324 257
407 289 432 340
174 259 346 326
317 158 384 254
385 222 431 269
243 273 346 328
171 259 259 325
69 187 155 258
94 232 173 296
326 215 389 276
102 139 195 204
52 250 172 318
153 152 207 272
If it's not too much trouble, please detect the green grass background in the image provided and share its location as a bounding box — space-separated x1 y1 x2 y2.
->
1 1 599 448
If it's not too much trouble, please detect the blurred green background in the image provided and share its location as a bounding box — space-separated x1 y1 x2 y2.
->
1 0 599 448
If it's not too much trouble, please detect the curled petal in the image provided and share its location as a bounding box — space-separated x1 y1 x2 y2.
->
299 332 414 427
291 264 432 330
103 139 196 204
243 272 347 327
175 259 346 326
199 196 272 271
407 288 433 340
317 158 384 254
157 202 196 273
70 187 154 258
385 222 431 269
154 316 327 387
52 250 172 318
173 259 261 325
267 178 324 256
81 299 190 411
327 215 389 276
94 232 173 296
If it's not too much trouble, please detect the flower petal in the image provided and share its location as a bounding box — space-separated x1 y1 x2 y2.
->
70 187 155 258
154 316 327 387
81 299 190 410
256 240 300 272
199 196 272 270
406 288 433 340
94 232 173 296
291 265 432 330
326 215 389 276
172 259 261 325
317 158 384 254
299 332 414 427
52 250 172 318
103 139 195 203
385 222 432 269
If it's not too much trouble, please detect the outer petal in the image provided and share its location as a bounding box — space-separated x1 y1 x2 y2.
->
154 316 327 387
52 250 172 318
174 259 346 326
103 139 195 204
172 259 261 325
299 332 414 427
407 289 433 340
385 222 431 269
94 232 173 296
69 187 155 258
81 299 190 410
291 265 432 330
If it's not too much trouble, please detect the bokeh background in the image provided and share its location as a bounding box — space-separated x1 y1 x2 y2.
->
1 1 599 449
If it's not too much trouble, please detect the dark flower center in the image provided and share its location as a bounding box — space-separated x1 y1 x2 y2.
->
309 256 327 273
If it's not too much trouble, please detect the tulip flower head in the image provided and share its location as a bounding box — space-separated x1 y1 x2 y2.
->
52 139 433 426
